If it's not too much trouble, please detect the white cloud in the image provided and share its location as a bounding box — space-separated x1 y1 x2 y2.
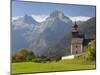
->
12 16 22 21
12 15 92 23
12 17 19 21
12 15 48 22
31 15 48 22
69 16 92 22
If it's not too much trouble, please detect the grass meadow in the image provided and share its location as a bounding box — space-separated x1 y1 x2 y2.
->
12 59 96 74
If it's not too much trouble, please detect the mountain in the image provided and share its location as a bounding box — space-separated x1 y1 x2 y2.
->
79 17 96 39
26 10 72 56
12 14 38 30
11 11 96 57
12 10 72 56
11 14 39 52
76 21 84 25
48 17 96 57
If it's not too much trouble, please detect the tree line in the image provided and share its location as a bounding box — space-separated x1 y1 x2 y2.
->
12 48 61 63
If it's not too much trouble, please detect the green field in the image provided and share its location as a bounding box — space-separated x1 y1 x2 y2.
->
12 59 96 74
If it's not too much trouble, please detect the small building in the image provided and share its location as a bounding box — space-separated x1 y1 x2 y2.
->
71 21 84 55
62 21 84 60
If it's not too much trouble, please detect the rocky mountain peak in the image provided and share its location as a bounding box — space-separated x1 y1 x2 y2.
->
23 14 38 24
49 10 64 18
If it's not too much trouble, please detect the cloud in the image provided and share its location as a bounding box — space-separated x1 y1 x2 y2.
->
69 16 92 22
12 15 92 23
12 15 48 22
12 17 19 20
31 15 48 22
12 16 22 21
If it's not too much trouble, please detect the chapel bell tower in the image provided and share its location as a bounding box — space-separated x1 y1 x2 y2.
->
71 21 84 55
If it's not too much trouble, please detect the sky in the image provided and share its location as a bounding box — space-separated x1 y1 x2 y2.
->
12 1 96 16
12 1 96 22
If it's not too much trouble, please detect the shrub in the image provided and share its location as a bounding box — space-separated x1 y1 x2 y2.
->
12 48 35 62
32 58 43 63
85 40 96 61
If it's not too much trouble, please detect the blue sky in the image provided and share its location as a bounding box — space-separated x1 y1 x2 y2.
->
12 1 96 17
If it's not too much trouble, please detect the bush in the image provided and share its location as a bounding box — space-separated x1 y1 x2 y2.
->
15 54 26 62
85 40 96 61
32 56 61 63
32 58 43 63
12 48 35 62
45 56 59 61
